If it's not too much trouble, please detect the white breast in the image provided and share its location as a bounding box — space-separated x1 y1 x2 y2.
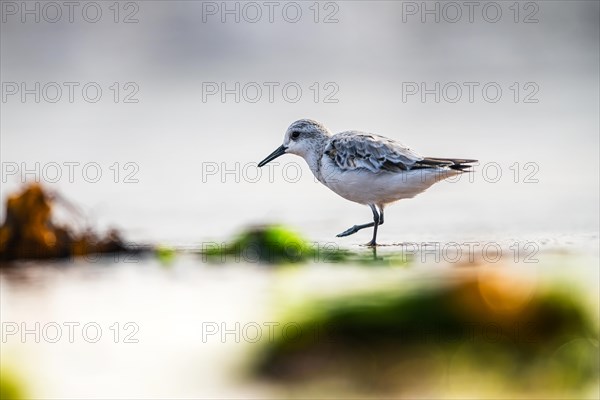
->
318 155 461 206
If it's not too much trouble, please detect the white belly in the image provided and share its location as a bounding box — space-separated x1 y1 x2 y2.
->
318 156 461 206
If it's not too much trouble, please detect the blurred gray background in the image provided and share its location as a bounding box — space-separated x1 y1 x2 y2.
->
1 0 599 244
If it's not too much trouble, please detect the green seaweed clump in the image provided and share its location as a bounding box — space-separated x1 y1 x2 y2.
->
202 225 351 264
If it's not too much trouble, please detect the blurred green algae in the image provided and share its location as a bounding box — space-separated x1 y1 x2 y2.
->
0 368 27 400
252 269 599 396
155 245 176 266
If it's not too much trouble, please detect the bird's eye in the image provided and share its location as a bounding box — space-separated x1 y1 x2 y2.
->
291 131 300 140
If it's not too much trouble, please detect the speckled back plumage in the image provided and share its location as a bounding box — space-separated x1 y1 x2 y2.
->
324 131 424 172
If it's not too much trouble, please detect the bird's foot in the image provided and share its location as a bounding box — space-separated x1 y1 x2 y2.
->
336 225 359 237
365 240 378 247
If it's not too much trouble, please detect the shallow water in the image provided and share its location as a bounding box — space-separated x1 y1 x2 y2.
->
1 236 598 398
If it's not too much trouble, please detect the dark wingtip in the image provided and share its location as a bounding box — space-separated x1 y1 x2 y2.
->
448 159 478 171
449 164 473 171
419 157 478 171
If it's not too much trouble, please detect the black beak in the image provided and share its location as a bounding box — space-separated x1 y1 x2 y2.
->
258 145 287 167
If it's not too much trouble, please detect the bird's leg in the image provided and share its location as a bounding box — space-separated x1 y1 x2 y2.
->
336 221 374 237
365 204 380 247
336 205 385 239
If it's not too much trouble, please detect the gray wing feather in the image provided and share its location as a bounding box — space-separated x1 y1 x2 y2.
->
324 131 424 172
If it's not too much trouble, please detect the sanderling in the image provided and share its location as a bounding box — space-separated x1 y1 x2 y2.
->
258 119 477 246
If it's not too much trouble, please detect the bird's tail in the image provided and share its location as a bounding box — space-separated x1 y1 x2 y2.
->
419 157 478 171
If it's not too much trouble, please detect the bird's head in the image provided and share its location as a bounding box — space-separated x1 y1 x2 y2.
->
258 119 331 167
